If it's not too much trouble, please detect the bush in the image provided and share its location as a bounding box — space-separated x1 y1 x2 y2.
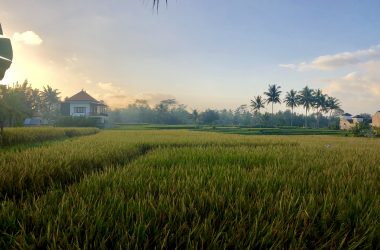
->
63 128 100 137
56 116 102 128
350 123 375 137
373 127 380 137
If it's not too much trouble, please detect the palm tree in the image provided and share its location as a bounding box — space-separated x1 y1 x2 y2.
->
191 109 200 125
153 0 168 10
298 86 313 128
284 89 299 126
326 96 342 123
250 95 265 114
41 85 61 121
264 84 282 115
312 89 327 128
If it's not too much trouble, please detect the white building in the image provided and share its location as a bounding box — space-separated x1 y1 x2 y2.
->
61 90 108 125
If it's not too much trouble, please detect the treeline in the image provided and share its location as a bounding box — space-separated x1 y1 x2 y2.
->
109 99 341 129
1 81 344 129
110 84 344 128
0 81 60 129
251 84 342 128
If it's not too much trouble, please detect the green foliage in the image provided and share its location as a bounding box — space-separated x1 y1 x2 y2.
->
0 130 378 248
350 123 374 137
250 95 265 113
201 109 220 124
264 84 282 114
56 116 101 128
0 81 61 126
0 127 99 147
374 127 380 137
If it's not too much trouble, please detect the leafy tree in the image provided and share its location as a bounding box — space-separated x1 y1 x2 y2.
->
190 109 200 125
201 109 219 125
250 95 265 114
41 85 61 122
284 89 299 126
298 86 313 128
264 84 281 115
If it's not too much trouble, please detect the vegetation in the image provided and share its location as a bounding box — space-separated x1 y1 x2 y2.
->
0 127 99 147
250 95 265 114
0 81 343 129
0 129 378 248
0 81 61 129
284 89 299 126
350 123 376 138
264 84 282 115
56 116 102 128
110 84 343 128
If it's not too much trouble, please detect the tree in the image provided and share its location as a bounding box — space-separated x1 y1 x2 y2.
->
284 89 299 126
250 95 265 114
190 109 200 125
298 86 313 128
153 0 168 10
326 96 341 118
264 84 281 115
312 89 327 128
201 109 219 125
41 85 61 122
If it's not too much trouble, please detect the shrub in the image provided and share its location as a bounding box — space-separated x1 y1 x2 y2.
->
56 116 102 128
373 127 380 137
350 123 375 137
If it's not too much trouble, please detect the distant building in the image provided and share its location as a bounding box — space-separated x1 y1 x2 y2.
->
372 111 380 128
340 113 366 130
340 113 354 130
61 90 108 125
340 111 380 130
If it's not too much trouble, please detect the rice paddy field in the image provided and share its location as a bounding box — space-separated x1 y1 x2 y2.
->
0 128 379 249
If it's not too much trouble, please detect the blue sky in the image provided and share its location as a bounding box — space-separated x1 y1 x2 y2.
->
1 0 380 114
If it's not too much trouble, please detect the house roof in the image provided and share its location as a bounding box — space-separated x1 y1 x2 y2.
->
66 90 98 102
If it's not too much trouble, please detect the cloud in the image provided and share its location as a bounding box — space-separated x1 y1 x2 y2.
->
95 82 130 107
280 44 380 71
13 31 43 45
91 82 178 108
134 93 176 105
322 61 380 114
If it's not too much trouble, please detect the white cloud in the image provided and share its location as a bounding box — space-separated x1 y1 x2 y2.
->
280 44 380 71
13 31 43 45
93 82 177 108
322 61 380 114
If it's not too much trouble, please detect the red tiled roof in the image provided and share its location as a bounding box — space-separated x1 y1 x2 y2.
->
67 90 98 102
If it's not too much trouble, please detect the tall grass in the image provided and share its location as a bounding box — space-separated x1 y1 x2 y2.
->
0 127 100 147
0 130 379 248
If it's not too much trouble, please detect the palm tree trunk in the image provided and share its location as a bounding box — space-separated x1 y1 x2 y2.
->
305 108 308 128
291 107 293 126
329 110 333 127
272 103 273 115
317 109 319 128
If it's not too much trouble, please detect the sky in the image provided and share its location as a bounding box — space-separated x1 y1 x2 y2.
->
1 0 380 114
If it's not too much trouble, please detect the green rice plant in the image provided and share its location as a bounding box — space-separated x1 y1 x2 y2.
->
0 130 379 248
0 127 99 147
0 131 150 200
